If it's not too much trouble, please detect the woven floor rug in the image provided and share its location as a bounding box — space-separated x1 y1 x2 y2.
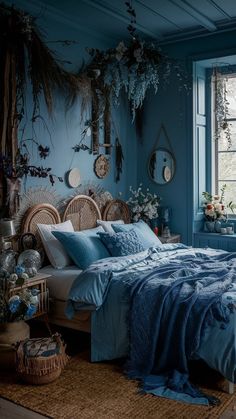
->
0 352 235 419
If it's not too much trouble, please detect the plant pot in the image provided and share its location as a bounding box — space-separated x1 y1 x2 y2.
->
205 221 215 232
214 220 222 233
0 321 30 369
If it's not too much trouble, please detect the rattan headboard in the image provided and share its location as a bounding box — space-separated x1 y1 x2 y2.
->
102 199 130 223
21 203 61 248
62 194 102 231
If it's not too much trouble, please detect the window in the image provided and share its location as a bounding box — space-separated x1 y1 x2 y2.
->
212 72 236 214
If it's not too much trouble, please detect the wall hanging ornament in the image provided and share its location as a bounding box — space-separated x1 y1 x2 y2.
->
115 138 124 183
13 186 61 233
67 168 81 188
0 2 79 215
94 155 110 179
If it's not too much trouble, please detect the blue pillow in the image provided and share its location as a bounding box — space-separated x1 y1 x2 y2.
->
52 226 110 270
97 229 145 257
112 220 162 250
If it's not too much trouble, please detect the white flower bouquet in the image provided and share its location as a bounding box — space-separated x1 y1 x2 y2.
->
127 184 160 223
202 184 235 221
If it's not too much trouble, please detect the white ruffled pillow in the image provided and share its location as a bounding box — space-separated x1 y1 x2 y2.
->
37 220 74 269
97 219 124 233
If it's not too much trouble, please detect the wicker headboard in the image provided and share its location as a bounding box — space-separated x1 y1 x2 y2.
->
102 199 130 223
62 195 102 231
21 203 61 249
20 196 130 249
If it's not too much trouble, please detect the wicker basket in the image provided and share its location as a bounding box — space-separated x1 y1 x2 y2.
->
16 334 69 385
19 357 62 385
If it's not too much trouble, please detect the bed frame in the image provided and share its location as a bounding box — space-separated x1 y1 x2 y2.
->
20 197 235 393
20 195 130 333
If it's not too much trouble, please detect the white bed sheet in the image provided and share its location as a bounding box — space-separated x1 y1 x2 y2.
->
40 265 82 301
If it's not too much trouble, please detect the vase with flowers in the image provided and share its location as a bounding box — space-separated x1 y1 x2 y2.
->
202 184 235 232
0 266 39 324
127 184 160 224
0 265 41 368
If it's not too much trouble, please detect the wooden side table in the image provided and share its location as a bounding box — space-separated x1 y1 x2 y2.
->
159 234 181 244
9 272 51 319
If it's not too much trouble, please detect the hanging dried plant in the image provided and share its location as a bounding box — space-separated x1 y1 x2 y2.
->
213 67 232 149
0 2 79 161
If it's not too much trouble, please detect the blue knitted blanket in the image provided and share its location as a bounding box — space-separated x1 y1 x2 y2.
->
125 262 234 405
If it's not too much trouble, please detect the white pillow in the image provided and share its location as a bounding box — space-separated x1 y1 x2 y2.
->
97 219 124 234
37 220 74 269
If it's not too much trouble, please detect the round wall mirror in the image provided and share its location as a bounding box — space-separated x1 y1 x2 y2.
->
148 148 175 185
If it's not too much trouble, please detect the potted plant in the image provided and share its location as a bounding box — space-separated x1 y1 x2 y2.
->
202 184 235 232
0 267 39 368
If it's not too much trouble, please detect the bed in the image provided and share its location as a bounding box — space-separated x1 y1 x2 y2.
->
21 195 130 332
20 195 236 404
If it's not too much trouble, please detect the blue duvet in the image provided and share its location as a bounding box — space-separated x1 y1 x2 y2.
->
66 244 236 405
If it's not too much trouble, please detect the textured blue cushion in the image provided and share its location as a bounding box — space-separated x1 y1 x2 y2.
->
97 229 145 257
52 227 110 270
112 220 162 250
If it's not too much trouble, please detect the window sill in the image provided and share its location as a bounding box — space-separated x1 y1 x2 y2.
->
194 232 236 251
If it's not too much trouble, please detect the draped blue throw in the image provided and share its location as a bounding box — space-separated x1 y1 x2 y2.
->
125 263 234 405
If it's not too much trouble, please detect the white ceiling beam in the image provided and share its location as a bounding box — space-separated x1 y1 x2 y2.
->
80 0 162 39
169 0 217 31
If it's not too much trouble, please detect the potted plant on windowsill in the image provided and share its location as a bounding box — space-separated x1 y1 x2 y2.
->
202 185 235 232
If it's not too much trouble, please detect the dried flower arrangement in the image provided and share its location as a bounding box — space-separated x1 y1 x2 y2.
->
0 2 79 215
77 1 189 155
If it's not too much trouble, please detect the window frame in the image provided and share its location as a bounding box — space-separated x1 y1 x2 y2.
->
210 68 236 217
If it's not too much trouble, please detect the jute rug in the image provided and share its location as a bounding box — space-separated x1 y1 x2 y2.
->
0 352 235 419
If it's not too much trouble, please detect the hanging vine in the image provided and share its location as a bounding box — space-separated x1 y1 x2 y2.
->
213 66 232 149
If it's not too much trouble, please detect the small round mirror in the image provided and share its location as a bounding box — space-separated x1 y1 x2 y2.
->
148 148 175 185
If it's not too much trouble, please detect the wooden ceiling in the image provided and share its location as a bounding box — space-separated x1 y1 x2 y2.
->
12 0 236 44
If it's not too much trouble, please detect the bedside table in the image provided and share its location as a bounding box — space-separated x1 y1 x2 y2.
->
159 234 181 244
9 272 51 318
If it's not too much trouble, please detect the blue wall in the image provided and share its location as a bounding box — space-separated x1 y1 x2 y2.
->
138 29 236 244
6 1 236 238
9 0 138 201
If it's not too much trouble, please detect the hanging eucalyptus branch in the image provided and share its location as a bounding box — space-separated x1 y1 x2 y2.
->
213 67 232 149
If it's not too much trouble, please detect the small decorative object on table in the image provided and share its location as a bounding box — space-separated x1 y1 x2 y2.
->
159 234 181 244
162 226 171 239
17 249 41 277
16 333 69 384
127 184 160 223
202 185 235 233
0 218 16 251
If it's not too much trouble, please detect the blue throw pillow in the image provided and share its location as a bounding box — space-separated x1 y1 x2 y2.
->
112 220 162 250
97 229 145 257
52 226 110 270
